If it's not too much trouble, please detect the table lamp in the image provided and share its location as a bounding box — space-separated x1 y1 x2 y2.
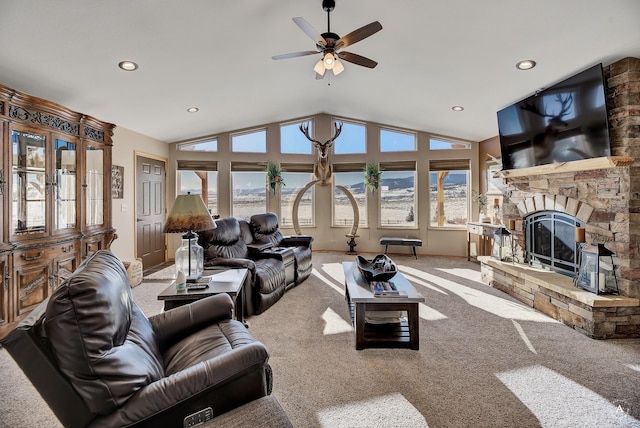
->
163 192 215 283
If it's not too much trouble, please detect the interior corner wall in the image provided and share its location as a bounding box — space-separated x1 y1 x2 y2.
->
110 127 169 262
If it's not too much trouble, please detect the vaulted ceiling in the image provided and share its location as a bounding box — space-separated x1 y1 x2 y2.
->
1 0 639 143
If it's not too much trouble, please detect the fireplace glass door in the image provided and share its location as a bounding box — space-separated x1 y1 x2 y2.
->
525 211 582 276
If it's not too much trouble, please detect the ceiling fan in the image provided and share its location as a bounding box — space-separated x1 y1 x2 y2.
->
272 0 382 78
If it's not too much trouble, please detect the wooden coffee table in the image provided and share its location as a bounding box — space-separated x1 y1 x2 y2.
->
158 268 248 325
343 262 425 350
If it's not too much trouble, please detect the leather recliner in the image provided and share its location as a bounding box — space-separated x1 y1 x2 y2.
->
250 212 313 285
199 217 287 316
1 250 271 428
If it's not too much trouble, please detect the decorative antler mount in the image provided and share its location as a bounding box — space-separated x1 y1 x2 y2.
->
298 121 343 185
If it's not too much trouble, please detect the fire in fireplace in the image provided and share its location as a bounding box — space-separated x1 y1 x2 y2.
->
525 211 583 276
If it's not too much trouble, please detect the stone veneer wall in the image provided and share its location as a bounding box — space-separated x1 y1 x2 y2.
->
501 57 640 299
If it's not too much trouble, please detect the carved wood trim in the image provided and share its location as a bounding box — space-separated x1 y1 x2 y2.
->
9 104 80 135
19 275 46 300
495 156 635 179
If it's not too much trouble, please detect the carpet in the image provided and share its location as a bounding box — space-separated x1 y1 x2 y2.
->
1 252 639 427
143 264 176 280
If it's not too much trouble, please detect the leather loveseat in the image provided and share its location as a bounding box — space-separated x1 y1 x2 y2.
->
198 213 313 316
1 250 271 428
250 212 313 286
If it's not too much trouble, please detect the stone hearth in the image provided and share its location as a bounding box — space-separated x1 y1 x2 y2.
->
480 257 640 339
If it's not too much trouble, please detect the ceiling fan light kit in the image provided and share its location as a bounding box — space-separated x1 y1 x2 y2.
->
272 0 382 78
323 52 335 68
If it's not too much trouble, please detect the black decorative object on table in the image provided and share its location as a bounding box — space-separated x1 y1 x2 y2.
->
356 254 397 282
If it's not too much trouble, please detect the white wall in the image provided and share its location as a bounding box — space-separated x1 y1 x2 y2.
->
110 127 168 261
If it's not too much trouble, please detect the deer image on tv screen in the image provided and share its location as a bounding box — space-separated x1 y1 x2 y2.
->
497 64 611 170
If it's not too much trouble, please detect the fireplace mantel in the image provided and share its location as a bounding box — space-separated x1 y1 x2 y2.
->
494 156 635 179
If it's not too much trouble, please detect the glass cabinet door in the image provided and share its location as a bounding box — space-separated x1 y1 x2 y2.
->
54 138 78 231
11 129 47 235
85 145 104 227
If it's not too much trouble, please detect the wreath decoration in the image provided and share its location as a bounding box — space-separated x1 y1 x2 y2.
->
266 162 285 193
364 162 382 192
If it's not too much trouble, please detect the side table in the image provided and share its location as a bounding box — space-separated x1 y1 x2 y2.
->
157 268 249 326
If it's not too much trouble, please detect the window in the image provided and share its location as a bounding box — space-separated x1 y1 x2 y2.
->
380 129 416 152
429 159 470 228
231 129 267 153
176 160 218 215
333 120 366 154
430 137 471 150
231 163 266 220
281 120 313 154
379 162 416 227
280 164 315 228
177 138 217 152
333 165 367 228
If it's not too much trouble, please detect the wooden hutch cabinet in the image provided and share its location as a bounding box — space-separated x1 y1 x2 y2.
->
0 84 116 337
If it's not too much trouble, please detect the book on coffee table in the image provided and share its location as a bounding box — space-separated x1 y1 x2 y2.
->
370 281 406 297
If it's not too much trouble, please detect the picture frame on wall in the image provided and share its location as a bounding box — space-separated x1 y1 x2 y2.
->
112 165 124 199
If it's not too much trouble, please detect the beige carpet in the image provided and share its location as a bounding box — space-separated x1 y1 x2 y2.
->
143 263 177 281
1 252 639 427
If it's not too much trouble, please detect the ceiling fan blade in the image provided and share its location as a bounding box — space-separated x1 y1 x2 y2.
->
338 51 378 69
272 50 319 60
335 21 382 49
292 17 327 47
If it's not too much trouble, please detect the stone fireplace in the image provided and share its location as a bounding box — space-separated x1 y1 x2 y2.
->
480 57 640 339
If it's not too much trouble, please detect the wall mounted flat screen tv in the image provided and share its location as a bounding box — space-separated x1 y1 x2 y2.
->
497 64 611 170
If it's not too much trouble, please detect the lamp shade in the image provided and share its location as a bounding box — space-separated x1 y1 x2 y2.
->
163 193 215 233
333 59 345 75
314 59 326 76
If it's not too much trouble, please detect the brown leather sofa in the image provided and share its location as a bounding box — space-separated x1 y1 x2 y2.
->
250 212 313 286
198 213 313 316
1 250 271 428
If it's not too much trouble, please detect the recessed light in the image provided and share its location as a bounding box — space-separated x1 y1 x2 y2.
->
516 60 536 70
118 61 139 71
186 107 199 113
451 106 464 112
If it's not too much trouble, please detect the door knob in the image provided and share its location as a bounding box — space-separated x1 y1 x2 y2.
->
136 218 143 222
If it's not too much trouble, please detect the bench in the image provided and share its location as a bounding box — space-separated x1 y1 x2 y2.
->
379 237 423 259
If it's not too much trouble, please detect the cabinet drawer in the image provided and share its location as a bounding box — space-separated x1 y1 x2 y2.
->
56 241 80 255
14 241 80 266
14 247 57 265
